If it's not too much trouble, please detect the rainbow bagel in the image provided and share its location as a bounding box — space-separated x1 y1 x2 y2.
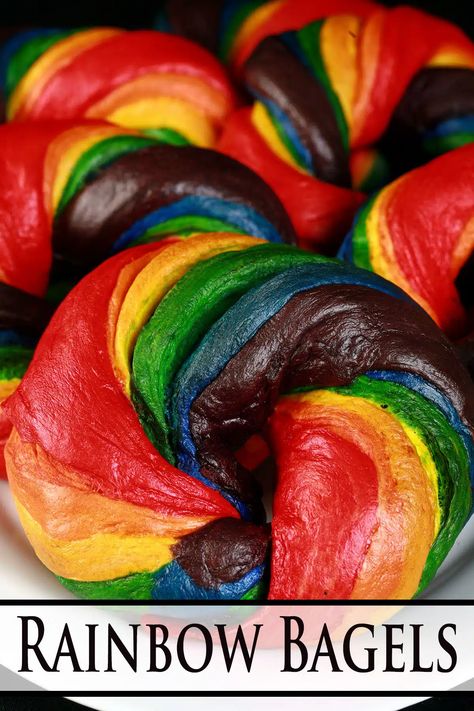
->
0 120 294 476
158 0 376 71
216 3 474 249
339 143 474 338
4 236 474 599
0 28 236 146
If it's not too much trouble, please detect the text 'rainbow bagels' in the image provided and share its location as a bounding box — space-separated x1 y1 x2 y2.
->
0 120 294 476
210 1 474 249
0 28 236 147
4 237 474 600
339 143 474 339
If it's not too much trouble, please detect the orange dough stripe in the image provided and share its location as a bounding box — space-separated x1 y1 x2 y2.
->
269 390 437 599
5 242 238 521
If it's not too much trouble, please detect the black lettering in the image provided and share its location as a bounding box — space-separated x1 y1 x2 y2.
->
309 623 342 672
147 624 172 672
215 624 262 672
342 624 376 673
411 624 433 672
177 624 213 672
105 624 139 672
438 624 457 673
86 624 98 672
51 624 83 672
384 624 405 672
281 616 308 672
18 616 53 672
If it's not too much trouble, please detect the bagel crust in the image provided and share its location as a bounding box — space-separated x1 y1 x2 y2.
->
5 237 474 599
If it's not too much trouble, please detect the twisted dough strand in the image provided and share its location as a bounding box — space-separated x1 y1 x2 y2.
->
1 28 236 146
5 236 474 599
216 2 474 248
339 143 474 337
0 121 294 476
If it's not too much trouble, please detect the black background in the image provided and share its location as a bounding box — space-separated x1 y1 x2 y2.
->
0 0 473 38
0 0 473 709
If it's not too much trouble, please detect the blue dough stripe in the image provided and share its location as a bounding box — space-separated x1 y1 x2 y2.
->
0 329 35 347
252 92 314 173
111 196 284 252
337 228 354 262
172 262 408 488
368 370 474 489
424 115 474 139
152 560 264 600
0 29 65 94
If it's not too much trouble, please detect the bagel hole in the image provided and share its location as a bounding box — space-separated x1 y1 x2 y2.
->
235 433 276 522
255 456 277 522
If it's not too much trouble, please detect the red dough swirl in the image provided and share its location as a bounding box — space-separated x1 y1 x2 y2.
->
1 2 474 603
0 120 294 477
1 28 236 147
339 143 474 338
212 2 474 248
4 236 474 600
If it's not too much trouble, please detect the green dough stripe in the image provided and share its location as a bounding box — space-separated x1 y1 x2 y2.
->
57 571 157 600
350 194 376 271
130 216 245 246
142 127 191 146
45 279 77 305
326 375 471 593
5 30 76 98
57 569 265 601
357 152 391 193
56 134 159 216
241 581 266 600
297 21 349 152
0 344 32 381
132 244 329 463
219 0 265 62
423 132 474 157
265 103 310 172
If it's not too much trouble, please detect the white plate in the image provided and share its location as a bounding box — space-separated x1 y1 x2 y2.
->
2 479 473 710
